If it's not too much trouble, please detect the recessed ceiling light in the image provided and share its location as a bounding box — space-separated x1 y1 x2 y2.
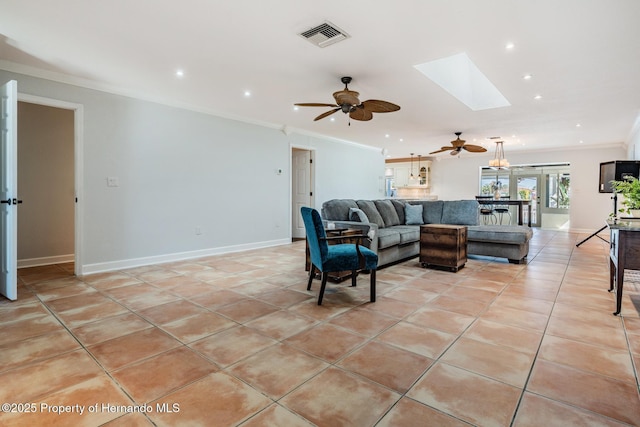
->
579 140 584 144
330 117 335 122
175 69 184 78
576 123 581 128
293 106 299 111
244 91 251 97
523 74 533 80
534 94 542 100
505 42 515 50
399 138 404 142
385 134 390 138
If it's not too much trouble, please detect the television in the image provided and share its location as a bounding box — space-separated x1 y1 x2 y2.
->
599 161 640 193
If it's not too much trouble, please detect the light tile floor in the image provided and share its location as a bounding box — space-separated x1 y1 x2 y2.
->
1 229 639 426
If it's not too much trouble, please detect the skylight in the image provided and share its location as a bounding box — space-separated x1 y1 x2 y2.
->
414 53 510 111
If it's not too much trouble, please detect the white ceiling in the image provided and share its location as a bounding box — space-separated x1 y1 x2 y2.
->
2 0 640 158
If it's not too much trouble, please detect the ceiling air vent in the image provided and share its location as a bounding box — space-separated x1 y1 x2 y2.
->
299 21 349 48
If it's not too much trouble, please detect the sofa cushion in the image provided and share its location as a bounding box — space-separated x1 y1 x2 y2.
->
322 199 358 221
375 199 401 227
408 200 443 224
422 200 444 224
393 226 420 244
405 203 424 225
356 200 386 228
391 199 406 224
467 225 533 244
349 208 370 223
442 200 480 226
377 228 401 249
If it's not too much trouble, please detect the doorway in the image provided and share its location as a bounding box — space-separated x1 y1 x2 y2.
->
291 147 314 240
516 175 541 226
17 94 83 276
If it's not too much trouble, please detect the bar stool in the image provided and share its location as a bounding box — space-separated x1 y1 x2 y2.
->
475 196 496 224
494 196 512 225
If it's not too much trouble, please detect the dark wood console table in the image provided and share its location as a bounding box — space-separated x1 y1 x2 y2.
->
607 218 640 315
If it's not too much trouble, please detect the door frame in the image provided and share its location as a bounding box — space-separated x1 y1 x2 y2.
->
18 93 84 277
290 144 315 240
513 174 542 227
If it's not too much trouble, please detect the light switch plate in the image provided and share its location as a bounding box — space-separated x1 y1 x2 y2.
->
107 177 119 187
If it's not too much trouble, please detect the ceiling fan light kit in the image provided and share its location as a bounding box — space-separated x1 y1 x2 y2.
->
429 132 487 156
295 77 400 124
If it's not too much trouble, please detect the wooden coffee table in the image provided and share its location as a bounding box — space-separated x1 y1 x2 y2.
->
420 224 467 272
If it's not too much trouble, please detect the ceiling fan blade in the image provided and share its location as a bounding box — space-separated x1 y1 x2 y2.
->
428 147 454 154
313 108 341 121
295 103 338 107
333 90 360 106
349 107 373 121
361 100 401 113
462 144 488 153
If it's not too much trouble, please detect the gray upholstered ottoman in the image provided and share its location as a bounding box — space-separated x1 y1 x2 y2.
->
466 225 533 264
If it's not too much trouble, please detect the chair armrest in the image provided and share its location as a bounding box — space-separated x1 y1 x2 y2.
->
320 235 369 270
322 220 379 253
321 234 369 244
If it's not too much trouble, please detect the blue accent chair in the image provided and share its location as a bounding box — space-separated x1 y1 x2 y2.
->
301 207 378 305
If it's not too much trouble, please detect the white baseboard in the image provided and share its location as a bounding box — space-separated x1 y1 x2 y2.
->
18 254 75 269
79 238 291 276
568 227 609 235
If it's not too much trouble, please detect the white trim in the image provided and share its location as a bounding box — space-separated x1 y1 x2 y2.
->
79 238 291 276
17 93 84 277
569 227 609 235
18 254 74 269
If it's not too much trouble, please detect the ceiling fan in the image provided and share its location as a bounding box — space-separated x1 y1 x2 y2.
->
295 76 400 123
429 132 487 155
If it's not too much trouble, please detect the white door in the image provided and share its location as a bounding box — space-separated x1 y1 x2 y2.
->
292 149 312 239
1 80 18 300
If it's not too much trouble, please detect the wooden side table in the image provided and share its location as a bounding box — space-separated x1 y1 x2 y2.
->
608 219 640 315
420 224 467 272
305 228 361 282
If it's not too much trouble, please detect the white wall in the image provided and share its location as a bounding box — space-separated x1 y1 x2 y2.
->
629 115 640 160
1 70 383 274
429 145 627 232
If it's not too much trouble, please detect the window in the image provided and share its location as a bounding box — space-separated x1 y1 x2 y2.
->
480 173 510 196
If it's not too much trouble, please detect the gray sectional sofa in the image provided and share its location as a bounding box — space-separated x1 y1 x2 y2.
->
321 199 533 268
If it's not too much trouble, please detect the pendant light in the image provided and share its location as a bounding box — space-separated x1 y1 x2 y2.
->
410 153 415 179
489 141 510 170
417 154 422 183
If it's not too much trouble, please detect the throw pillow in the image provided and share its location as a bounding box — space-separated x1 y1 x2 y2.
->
405 203 424 225
374 199 401 226
349 207 370 223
